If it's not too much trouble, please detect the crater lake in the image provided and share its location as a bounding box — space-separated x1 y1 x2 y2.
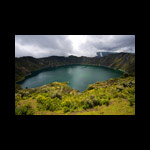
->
17 65 124 92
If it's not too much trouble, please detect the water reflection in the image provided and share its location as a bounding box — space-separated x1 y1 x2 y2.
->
19 65 124 91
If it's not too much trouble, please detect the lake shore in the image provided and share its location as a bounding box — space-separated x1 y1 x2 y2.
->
16 63 126 84
17 64 124 91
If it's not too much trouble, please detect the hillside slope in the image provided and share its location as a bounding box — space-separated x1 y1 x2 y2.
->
15 53 135 82
15 74 135 115
99 53 135 73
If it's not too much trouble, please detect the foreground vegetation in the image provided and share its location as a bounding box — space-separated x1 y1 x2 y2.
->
15 74 135 115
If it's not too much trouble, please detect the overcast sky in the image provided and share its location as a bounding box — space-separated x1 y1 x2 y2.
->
15 35 135 58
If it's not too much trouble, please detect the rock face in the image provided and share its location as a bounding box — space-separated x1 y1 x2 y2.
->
15 53 135 82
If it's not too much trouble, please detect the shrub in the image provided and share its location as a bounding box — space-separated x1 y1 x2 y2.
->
119 93 127 99
81 95 102 110
129 101 134 106
37 95 47 104
45 100 55 111
70 105 78 112
93 99 100 106
112 91 120 98
62 99 78 113
127 87 135 95
37 103 45 111
51 92 62 100
63 107 70 113
123 73 129 77
86 100 93 108
37 94 61 111
15 84 22 93
105 100 110 106
22 96 27 100
82 99 93 110
128 81 134 87
15 94 21 101
101 99 110 106
87 86 94 90
99 95 107 99
62 99 72 107
15 104 34 115
129 94 135 106
116 86 123 92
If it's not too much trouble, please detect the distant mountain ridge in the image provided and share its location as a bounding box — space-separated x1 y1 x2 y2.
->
15 52 135 82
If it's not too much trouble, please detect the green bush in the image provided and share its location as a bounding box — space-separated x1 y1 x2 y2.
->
37 94 61 111
112 91 120 98
87 86 94 90
81 95 102 110
15 104 34 115
51 92 62 100
101 99 110 106
63 107 70 113
82 99 94 110
37 103 45 111
15 94 21 102
123 73 129 77
129 94 135 106
99 95 107 99
105 100 110 106
127 87 135 95
86 100 93 108
70 105 78 112
37 95 47 104
15 84 22 93
61 97 80 113
93 99 100 106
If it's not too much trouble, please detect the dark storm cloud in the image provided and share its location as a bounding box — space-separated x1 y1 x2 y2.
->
79 35 135 55
15 35 74 58
15 35 135 58
94 35 134 51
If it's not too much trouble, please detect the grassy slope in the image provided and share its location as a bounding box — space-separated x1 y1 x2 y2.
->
99 53 135 73
15 75 135 115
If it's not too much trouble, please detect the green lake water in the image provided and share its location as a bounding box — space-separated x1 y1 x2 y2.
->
17 65 124 92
